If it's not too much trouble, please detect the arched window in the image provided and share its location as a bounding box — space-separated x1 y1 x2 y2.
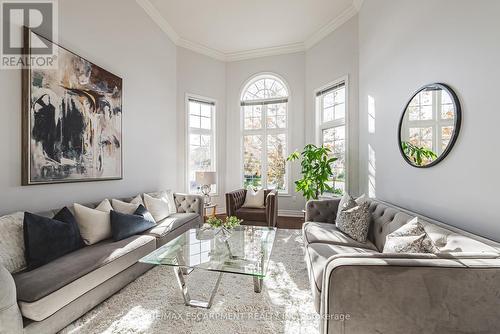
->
241 74 289 193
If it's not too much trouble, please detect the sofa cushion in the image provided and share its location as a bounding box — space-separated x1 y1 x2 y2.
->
419 220 500 258
303 222 378 251
13 234 156 321
235 207 266 223
146 213 199 238
306 243 377 293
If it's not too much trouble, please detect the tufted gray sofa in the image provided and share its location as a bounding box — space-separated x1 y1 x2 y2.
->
0 192 203 334
304 197 500 334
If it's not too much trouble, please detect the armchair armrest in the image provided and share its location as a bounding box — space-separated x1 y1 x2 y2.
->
173 193 204 216
265 190 278 227
225 189 246 217
320 254 500 334
0 265 23 334
305 198 340 223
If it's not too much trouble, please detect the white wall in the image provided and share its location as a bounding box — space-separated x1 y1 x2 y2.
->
176 47 226 212
358 0 500 241
0 0 177 214
305 16 359 195
225 53 307 214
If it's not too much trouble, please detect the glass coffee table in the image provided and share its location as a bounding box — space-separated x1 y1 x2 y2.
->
139 225 276 309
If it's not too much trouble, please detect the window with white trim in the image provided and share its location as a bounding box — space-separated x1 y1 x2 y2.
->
187 97 216 194
316 81 347 195
241 75 288 193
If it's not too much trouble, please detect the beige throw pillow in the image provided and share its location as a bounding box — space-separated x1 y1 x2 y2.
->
242 188 265 208
111 199 141 215
74 199 113 245
0 212 26 273
143 193 170 222
130 195 144 205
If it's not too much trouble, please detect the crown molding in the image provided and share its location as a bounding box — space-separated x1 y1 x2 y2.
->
136 0 361 62
177 38 227 61
136 0 179 43
303 4 358 49
225 42 305 62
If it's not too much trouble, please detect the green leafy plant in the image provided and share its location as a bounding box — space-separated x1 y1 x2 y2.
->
206 216 242 229
401 141 438 166
287 144 338 200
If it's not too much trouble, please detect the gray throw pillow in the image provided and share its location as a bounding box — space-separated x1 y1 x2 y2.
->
336 193 357 222
336 202 371 243
383 218 438 253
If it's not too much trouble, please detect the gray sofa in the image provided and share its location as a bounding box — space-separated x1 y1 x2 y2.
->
303 197 500 334
0 192 203 334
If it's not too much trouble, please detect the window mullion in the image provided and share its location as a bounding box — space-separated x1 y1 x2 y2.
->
262 104 268 189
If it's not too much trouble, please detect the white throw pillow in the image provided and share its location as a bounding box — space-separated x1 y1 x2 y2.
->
74 199 113 245
143 193 170 222
111 199 140 215
0 212 26 273
242 188 265 208
130 195 144 205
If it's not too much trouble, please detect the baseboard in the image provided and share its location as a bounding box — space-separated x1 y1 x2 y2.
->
278 210 303 217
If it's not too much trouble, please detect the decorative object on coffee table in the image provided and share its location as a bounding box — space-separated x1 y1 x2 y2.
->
139 225 276 308
196 171 216 204
22 28 123 185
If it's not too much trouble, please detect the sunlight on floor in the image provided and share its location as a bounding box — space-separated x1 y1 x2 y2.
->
102 306 159 333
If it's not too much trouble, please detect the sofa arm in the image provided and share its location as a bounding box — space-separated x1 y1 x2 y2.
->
225 189 246 217
173 193 204 216
305 198 340 223
0 265 23 334
265 190 278 227
320 254 500 334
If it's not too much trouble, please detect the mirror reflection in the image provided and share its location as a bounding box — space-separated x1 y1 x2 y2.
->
399 84 461 167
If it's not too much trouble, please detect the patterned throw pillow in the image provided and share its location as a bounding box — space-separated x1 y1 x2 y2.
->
336 202 371 243
335 193 357 222
383 218 438 253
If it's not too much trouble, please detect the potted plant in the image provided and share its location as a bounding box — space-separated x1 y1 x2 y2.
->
287 144 339 200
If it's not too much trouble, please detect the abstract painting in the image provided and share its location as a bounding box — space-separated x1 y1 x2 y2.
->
22 29 122 185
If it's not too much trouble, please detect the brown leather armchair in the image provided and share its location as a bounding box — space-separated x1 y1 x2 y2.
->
225 189 278 227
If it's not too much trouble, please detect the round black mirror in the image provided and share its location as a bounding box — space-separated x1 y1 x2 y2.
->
398 83 461 168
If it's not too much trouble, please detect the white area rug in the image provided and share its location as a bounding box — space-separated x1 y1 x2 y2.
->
60 229 319 334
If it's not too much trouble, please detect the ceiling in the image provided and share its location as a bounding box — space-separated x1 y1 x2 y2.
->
137 0 363 61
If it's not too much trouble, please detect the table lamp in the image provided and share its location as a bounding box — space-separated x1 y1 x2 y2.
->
195 171 216 204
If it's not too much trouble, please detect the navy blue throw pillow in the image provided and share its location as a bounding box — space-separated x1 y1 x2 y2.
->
23 207 85 270
110 205 156 241
134 204 156 224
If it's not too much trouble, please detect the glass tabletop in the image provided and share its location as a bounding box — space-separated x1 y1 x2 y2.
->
139 225 276 278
